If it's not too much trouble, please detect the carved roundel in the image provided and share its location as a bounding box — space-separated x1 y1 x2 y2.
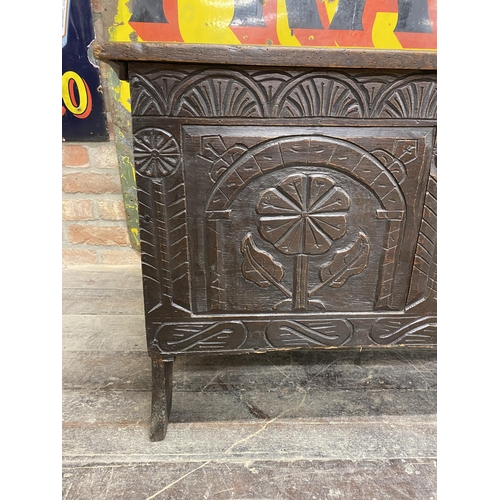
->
134 128 181 177
257 173 350 255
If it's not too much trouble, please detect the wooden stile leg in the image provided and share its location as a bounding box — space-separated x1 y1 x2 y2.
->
150 358 174 442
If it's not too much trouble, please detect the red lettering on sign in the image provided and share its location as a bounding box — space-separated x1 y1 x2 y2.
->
68 78 92 119
130 0 183 42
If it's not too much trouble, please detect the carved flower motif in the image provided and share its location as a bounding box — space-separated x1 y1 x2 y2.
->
257 173 350 255
134 128 180 177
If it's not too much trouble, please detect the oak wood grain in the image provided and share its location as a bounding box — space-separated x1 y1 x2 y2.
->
95 42 437 72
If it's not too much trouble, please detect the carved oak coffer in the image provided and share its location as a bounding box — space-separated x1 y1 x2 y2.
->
98 45 436 441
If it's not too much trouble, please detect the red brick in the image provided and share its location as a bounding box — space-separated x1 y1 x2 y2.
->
90 143 119 169
62 144 89 168
97 200 126 220
62 200 94 220
62 173 122 194
101 249 141 265
68 225 130 246
62 249 98 265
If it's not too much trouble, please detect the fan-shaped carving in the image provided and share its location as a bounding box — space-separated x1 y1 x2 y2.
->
169 70 269 117
272 73 368 118
130 74 168 116
371 75 437 119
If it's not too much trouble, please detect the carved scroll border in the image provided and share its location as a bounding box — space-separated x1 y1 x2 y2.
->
150 315 437 355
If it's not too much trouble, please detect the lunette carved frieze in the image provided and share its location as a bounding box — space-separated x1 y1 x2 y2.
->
130 66 436 120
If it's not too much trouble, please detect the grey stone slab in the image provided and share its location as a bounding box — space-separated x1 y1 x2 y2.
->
63 315 146 351
62 415 436 464
62 352 151 391
62 458 437 500
63 386 436 425
175 348 437 392
62 349 436 393
62 288 145 315
62 266 143 290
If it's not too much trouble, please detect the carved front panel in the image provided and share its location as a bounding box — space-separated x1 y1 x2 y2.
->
129 64 437 354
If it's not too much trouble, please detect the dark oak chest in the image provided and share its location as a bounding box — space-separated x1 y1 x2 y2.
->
99 45 437 441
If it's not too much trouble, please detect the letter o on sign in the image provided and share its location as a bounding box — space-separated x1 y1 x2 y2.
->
62 71 92 119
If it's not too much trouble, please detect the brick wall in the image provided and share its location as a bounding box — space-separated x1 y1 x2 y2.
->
62 0 140 267
62 141 140 266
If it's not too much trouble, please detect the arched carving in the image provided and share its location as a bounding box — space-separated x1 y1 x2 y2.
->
168 69 270 117
371 74 437 119
272 72 368 118
130 66 438 120
130 73 168 116
205 135 407 312
205 135 405 212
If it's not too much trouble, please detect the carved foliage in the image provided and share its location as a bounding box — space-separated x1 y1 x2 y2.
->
316 232 370 291
241 234 287 291
201 134 410 312
239 171 371 312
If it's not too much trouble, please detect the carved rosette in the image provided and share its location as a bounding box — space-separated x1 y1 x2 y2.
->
134 128 181 178
240 172 370 311
257 174 350 255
